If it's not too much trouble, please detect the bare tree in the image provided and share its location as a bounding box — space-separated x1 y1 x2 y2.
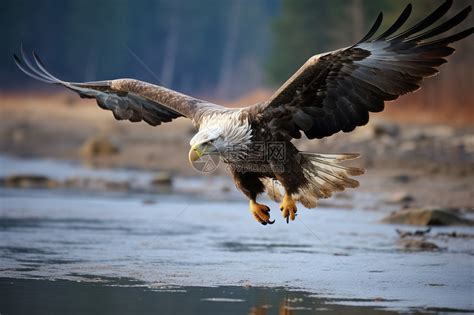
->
216 0 242 99
351 0 364 42
161 0 180 88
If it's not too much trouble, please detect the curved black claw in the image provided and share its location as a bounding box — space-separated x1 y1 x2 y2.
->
263 207 274 224
285 213 298 224
251 203 274 226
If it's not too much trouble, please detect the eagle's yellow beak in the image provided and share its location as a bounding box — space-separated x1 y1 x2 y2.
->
188 145 203 163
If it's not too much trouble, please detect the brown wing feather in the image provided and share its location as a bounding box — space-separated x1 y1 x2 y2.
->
252 0 473 140
14 48 224 127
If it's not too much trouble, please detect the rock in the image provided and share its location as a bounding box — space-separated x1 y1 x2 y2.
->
2 174 60 189
102 180 130 191
427 164 442 174
349 121 399 142
398 141 417 154
370 121 400 138
5 123 30 144
434 232 474 239
151 172 173 186
426 126 454 139
391 174 413 183
221 185 232 193
455 134 474 154
64 177 85 189
386 192 415 204
396 228 431 238
80 136 120 158
348 128 373 142
398 239 439 251
64 177 129 191
142 199 157 205
335 192 351 200
381 207 474 226
11 128 27 144
404 126 454 142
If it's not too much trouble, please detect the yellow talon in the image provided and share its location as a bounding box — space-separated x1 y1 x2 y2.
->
249 200 274 225
280 194 297 223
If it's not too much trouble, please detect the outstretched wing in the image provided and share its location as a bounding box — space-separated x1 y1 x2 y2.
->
255 0 473 140
14 47 224 126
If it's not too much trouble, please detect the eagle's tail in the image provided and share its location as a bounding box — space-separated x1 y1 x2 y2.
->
263 153 365 209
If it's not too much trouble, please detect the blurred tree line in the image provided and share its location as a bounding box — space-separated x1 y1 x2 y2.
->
0 0 277 97
1 0 472 105
268 0 473 110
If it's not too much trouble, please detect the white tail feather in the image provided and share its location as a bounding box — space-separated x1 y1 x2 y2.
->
263 153 365 209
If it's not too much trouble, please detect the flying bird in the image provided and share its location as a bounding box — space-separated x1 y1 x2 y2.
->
14 1 473 225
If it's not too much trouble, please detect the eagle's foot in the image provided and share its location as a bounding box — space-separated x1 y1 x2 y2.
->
250 200 274 225
280 194 297 224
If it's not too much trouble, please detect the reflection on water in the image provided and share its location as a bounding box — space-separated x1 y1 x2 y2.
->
0 277 398 315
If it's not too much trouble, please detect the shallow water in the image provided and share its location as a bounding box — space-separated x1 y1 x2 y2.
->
0 156 473 314
1 277 402 315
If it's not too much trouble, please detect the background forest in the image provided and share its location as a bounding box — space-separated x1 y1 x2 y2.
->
1 0 472 112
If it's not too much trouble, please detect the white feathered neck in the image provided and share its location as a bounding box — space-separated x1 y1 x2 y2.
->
189 111 253 149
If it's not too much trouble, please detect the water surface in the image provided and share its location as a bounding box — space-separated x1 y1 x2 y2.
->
0 156 473 314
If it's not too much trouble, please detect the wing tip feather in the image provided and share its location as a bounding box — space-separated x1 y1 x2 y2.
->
355 12 383 45
374 3 412 41
14 46 61 84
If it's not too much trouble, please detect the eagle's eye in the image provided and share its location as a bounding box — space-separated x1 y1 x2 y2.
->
199 139 215 148
207 135 221 144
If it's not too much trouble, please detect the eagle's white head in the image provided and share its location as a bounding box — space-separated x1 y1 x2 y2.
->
188 112 253 164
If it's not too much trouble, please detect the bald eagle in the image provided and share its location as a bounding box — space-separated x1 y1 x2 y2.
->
15 1 472 225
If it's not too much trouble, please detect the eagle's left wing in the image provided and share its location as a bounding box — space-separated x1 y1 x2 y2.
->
254 1 472 140
14 47 224 127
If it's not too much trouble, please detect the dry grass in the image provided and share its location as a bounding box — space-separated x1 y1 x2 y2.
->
213 88 474 126
2 89 472 126
383 98 474 126
0 92 196 174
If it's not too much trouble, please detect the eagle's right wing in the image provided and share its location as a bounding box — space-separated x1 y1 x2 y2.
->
14 47 224 127
252 0 472 140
